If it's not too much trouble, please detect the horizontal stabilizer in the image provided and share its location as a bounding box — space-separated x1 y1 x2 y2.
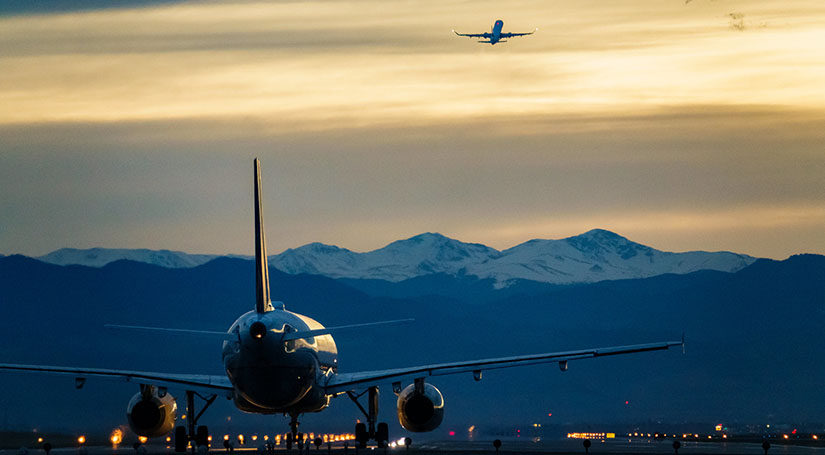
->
281 318 414 342
105 324 235 341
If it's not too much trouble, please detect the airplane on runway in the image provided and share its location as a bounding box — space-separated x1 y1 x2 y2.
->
453 20 537 45
0 159 683 452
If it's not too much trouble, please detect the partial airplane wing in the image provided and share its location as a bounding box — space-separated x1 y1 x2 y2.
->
453 30 491 38
324 338 683 394
501 28 538 38
0 363 234 398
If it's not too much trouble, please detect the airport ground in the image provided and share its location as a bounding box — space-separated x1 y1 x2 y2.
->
3 438 825 455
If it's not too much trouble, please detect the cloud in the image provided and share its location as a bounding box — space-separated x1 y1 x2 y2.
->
0 0 187 16
3 1 825 129
1 0 824 260
1 104 824 259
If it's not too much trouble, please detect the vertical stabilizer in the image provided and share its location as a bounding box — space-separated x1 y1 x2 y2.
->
254 159 275 313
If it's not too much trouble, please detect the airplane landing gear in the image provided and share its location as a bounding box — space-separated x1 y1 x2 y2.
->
347 386 389 448
286 413 300 451
175 390 217 453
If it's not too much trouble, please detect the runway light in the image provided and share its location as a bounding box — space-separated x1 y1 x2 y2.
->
783 434 789 439
224 435 229 441
111 429 123 445
547 413 552 417
139 436 148 443
449 431 455 436
264 435 269 441
813 435 819 440
167 437 172 442
77 436 86 444
37 438 43 443
208 435 213 442
792 429 797 435
252 435 258 441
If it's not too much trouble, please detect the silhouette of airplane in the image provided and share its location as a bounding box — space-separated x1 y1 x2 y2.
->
453 19 537 45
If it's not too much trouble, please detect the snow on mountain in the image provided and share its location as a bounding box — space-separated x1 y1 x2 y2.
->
38 248 219 268
34 230 756 285
271 233 499 282
272 229 754 286
465 229 755 286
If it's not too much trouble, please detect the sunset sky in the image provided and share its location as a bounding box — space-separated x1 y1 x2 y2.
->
1 0 824 259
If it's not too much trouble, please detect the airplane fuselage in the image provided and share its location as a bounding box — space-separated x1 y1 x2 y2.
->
222 309 337 414
490 20 504 44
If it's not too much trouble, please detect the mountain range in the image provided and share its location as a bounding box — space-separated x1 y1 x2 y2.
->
1 252 823 436
34 229 755 286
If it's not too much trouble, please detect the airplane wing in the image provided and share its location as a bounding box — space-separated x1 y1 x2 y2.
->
453 30 491 38
324 338 683 394
500 28 538 38
0 363 234 398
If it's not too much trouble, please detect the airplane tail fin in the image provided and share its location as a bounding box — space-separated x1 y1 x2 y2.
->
254 158 278 313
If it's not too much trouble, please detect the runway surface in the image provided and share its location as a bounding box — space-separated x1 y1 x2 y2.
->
4 439 825 455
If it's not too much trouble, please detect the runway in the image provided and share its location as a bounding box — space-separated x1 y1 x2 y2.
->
5 439 824 455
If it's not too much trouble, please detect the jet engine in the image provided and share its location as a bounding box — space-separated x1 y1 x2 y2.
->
126 387 177 438
396 382 444 432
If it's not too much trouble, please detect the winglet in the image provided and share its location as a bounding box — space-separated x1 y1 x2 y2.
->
681 332 686 354
254 159 277 313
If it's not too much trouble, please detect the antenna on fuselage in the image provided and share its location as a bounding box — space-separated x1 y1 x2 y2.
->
254 158 279 312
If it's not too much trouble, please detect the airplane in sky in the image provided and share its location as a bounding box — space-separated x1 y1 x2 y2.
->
0 159 683 451
453 20 537 45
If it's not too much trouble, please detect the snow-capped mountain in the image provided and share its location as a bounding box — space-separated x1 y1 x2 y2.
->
465 229 755 285
30 230 756 285
272 229 755 286
273 233 499 282
38 247 220 268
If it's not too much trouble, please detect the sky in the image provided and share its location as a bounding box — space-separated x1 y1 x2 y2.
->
1 0 824 259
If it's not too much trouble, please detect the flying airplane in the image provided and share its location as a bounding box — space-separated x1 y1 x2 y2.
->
0 159 683 452
453 19 537 45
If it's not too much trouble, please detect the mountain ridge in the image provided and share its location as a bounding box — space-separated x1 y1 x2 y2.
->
1 253 824 430
29 229 756 286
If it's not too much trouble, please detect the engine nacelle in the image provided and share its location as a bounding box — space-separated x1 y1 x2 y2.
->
396 382 444 433
126 388 177 438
